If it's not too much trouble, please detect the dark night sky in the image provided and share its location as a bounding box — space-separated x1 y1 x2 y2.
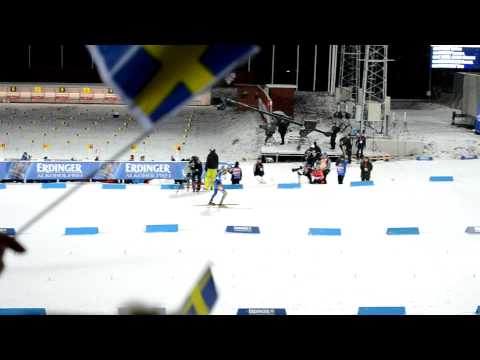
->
0 44 437 99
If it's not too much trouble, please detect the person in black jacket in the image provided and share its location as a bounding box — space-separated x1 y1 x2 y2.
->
340 135 352 163
278 119 289 145
360 157 373 181
304 145 317 165
330 125 340 150
301 145 318 183
264 120 277 145
254 158 265 183
313 141 322 160
205 148 219 191
191 156 203 192
356 131 367 159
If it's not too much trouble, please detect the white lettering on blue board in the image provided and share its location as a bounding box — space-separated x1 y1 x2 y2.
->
248 309 275 315
233 226 252 232
37 163 82 173
125 164 170 174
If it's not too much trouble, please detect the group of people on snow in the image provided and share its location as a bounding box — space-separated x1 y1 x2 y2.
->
181 149 266 190
294 139 373 185
185 148 265 206
180 148 267 205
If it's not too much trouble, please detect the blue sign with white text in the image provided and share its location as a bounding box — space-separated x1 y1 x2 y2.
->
237 308 287 315
226 226 260 234
0 161 234 181
431 45 480 69
0 228 16 236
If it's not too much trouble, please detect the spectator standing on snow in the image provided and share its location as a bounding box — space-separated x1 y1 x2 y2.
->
318 153 331 183
360 157 373 182
205 148 219 191
254 158 265 183
183 157 194 191
304 145 317 167
191 156 203 192
330 125 340 150
313 141 322 160
303 145 318 183
229 162 242 184
336 156 349 184
356 131 367 159
340 135 352 163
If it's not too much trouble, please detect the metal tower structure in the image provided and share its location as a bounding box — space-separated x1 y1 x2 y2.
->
338 45 362 102
360 45 389 105
359 45 390 133
327 45 338 95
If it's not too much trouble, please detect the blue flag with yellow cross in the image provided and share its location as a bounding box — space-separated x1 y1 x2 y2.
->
179 266 218 315
88 45 258 130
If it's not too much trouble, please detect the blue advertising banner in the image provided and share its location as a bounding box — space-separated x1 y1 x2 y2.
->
0 228 16 236
237 308 287 315
0 161 234 181
118 162 184 180
225 226 261 234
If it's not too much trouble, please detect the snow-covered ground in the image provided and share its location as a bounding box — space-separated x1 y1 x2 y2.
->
391 102 480 159
2 98 480 315
1 158 480 315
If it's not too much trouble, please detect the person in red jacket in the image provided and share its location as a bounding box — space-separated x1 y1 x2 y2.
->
310 167 326 184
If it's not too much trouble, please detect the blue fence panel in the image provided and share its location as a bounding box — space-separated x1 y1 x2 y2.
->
0 308 46 315
387 227 420 235
277 183 301 189
308 228 341 236
358 307 406 315
145 224 179 233
65 227 99 235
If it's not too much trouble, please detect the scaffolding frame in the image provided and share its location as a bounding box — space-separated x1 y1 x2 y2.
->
359 45 390 133
339 45 362 102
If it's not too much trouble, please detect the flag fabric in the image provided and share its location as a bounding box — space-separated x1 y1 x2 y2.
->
88 45 258 131
180 266 218 315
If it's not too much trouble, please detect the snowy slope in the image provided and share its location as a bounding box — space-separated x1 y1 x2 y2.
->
2 97 477 164
1 159 480 315
0 103 264 162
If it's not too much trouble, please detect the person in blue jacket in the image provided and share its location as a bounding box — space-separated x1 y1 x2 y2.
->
229 162 242 184
208 166 228 206
336 156 349 184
